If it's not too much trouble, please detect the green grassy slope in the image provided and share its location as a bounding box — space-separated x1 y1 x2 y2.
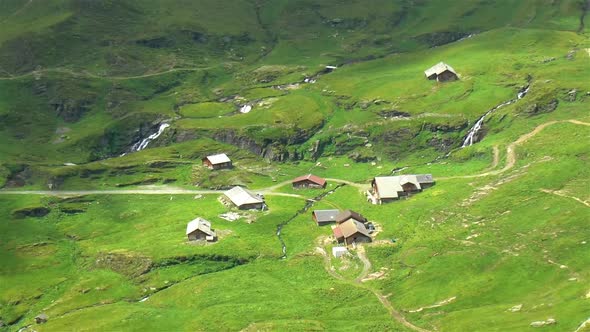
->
1 0 589 331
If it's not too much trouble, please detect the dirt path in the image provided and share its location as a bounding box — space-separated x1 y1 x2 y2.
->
0 67 206 81
325 178 370 190
317 243 429 332
540 189 590 208
440 119 590 180
489 145 500 169
0 188 303 199
355 246 372 282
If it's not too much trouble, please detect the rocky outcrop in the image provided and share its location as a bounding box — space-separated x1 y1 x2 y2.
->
12 207 51 218
522 99 559 116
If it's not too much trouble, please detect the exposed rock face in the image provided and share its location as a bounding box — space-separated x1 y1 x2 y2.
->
12 207 51 218
379 110 411 119
428 136 458 152
530 318 556 327
523 99 559 116
415 31 471 47
564 89 577 102
213 130 265 156
51 99 92 122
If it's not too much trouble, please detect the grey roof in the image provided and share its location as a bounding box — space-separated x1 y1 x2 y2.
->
424 62 457 77
186 217 215 236
373 176 403 199
313 209 340 222
205 153 231 165
373 175 423 199
416 174 434 184
224 186 264 207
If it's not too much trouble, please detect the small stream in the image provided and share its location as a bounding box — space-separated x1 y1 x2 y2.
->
461 84 530 147
130 123 170 152
276 184 346 259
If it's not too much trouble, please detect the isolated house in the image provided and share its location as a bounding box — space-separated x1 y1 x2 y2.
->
292 174 327 189
333 219 372 245
186 217 217 242
35 313 48 324
424 62 458 82
202 153 232 170
335 210 368 224
312 209 340 226
223 186 265 210
371 174 434 204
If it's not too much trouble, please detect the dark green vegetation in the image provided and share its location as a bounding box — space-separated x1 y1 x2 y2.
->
1 0 589 331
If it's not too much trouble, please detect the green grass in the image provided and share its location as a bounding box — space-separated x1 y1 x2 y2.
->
1 1 590 331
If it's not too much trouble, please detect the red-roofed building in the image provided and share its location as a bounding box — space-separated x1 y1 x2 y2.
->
332 226 344 242
292 174 327 189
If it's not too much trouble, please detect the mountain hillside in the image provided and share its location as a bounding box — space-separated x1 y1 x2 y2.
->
0 1 589 331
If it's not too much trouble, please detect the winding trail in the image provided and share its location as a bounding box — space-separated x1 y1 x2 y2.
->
317 243 430 332
0 67 206 81
540 189 590 208
440 119 590 180
0 188 303 198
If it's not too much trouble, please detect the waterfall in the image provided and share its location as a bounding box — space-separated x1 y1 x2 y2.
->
462 85 530 147
130 123 170 152
239 105 252 113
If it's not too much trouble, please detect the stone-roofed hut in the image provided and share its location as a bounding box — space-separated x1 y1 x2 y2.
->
424 62 458 82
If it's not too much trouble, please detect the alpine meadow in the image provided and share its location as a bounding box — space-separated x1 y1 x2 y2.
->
0 1 589 331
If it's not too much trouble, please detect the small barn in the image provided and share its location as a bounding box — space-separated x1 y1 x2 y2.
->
333 219 372 245
35 313 48 324
335 210 367 224
292 174 327 189
312 209 340 226
186 217 217 242
202 153 232 170
223 186 265 210
424 62 458 82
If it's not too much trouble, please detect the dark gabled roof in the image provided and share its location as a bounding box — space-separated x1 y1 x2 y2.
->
335 210 367 224
416 174 434 184
312 209 340 223
292 174 327 186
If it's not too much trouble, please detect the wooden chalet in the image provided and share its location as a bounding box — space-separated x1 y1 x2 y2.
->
370 174 435 204
202 153 232 170
186 217 217 242
312 209 340 226
424 62 458 82
333 219 372 245
292 174 327 189
223 186 265 210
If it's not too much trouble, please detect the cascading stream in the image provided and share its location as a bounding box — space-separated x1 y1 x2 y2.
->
462 85 530 147
276 184 346 259
130 123 170 152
